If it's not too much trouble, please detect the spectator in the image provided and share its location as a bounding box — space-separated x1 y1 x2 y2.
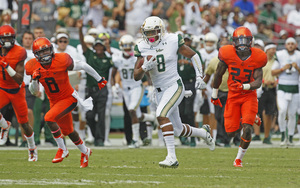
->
277 30 289 50
0 9 12 26
254 43 278 144
287 1 300 27
271 37 300 146
53 33 81 61
233 0 255 16
283 0 296 17
220 15 234 36
96 16 112 35
258 1 277 31
78 20 113 146
243 13 257 35
254 22 271 41
125 0 153 36
84 0 109 28
184 0 201 35
253 39 265 50
152 0 172 20
166 0 185 33
32 0 56 22
112 0 126 30
68 0 84 20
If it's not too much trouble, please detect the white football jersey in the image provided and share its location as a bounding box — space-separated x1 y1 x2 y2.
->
135 33 184 88
112 53 141 88
273 49 300 85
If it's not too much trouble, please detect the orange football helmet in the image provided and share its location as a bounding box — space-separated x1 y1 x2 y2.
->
232 26 253 51
32 37 54 64
0 25 16 48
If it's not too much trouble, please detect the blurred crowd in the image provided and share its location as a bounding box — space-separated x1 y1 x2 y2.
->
1 0 300 148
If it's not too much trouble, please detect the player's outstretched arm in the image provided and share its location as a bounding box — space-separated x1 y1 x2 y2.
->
134 56 146 81
70 60 107 89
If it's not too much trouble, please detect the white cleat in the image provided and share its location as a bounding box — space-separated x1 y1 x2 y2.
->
28 147 38 162
202 124 215 151
159 156 179 168
0 121 11 145
128 140 140 148
280 139 287 146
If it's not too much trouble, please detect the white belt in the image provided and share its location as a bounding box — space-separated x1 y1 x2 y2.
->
72 90 93 111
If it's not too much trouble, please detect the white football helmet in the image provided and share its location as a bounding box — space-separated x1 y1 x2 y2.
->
141 16 165 47
119 34 135 57
204 32 218 52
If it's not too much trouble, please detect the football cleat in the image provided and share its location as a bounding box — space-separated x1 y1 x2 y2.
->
80 148 92 168
159 156 179 168
52 148 69 163
128 140 140 148
202 124 215 151
280 139 287 146
233 159 243 167
0 121 11 145
28 147 38 162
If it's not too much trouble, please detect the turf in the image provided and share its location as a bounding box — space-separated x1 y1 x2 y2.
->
0 147 299 187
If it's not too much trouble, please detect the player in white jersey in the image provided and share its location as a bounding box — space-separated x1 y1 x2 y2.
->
197 32 219 142
271 37 300 146
111 34 155 148
134 16 215 168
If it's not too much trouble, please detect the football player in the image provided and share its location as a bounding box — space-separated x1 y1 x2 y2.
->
211 26 267 167
111 34 156 148
0 25 37 161
25 37 107 168
134 16 215 168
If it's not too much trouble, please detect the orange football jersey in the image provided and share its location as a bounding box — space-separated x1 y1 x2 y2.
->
25 53 74 103
0 45 27 89
218 45 267 98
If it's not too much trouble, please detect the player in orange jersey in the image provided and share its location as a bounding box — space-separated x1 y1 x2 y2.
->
211 26 267 167
0 25 37 161
25 37 107 168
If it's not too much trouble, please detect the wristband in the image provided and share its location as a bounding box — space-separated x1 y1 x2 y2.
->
6 66 16 77
212 88 219 98
242 84 251 90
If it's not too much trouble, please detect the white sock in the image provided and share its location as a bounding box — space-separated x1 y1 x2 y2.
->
213 129 217 142
25 133 35 149
55 136 67 151
189 126 207 139
0 114 8 129
132 123 140 141
73 121 80 132
105 114 111 142
164 135 176 159
147 125 153 139
236 146 247 160
78 129 86 140
297 124 300 135
75 139 88 154
142 113 155 122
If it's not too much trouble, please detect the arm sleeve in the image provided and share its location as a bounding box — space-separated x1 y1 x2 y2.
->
73 60 102 82
29 80 39 95
191 53 203 77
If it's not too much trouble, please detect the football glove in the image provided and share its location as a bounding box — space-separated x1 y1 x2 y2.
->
32 68 41 80
111 83 120 98
141 56 157 72
0 60 8 68
211 98 222 107
195 76 206 90
98 77 107 90
230 81 243 92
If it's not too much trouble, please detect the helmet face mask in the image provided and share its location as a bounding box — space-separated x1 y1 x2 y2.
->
232 26 253 52
0 25 16 49
141 16 165 47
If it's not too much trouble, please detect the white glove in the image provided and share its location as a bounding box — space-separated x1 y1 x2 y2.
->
111 83 120 98
141 56 157 72
184 90 193 98
195 76 206 90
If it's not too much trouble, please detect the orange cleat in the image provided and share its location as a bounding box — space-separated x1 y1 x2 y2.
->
80 148 92 168
233 159 243 167
52 148 69 163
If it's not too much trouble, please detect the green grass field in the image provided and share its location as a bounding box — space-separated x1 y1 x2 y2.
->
1 147 300 188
